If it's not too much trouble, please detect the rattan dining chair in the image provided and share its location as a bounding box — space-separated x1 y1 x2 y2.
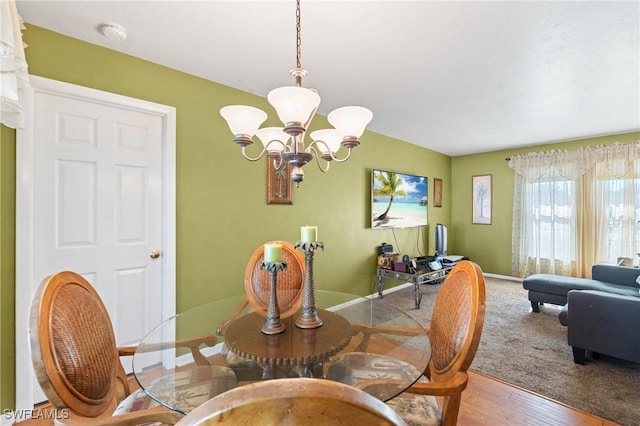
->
174 378 408 425
335 260 486 426
29 271 237 425
216 240 305 335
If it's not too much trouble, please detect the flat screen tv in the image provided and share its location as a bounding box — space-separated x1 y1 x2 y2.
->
372 169 428 229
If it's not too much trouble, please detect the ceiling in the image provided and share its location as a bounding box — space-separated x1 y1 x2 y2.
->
16 0 640 156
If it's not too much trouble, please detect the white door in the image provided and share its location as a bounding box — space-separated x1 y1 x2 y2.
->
15 76 176 409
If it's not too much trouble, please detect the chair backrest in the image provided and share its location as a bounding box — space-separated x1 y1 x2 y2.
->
29 271 128 418
426 260 486 426
428 260 486 383
244 240 305 319
175 378 407 425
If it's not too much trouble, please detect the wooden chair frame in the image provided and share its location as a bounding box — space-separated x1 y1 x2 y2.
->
400 260 486 425
29 271 220 425
351 261 486 426
217 240 305 335
175 378 407 425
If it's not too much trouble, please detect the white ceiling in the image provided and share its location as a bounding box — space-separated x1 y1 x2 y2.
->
16 0 640 156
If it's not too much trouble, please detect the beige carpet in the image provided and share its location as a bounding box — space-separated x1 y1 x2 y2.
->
380 276 640 426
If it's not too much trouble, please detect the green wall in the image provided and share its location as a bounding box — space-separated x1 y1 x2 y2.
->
451 131 640 275
0 123 16 410
0 25 451 408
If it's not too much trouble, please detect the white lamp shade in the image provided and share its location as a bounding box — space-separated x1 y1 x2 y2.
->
311 129 342 154
327 106 373 138
255 127 288 152
220 105 267 136
267 86 321 125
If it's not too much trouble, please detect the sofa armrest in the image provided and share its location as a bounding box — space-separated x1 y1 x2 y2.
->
567 290 640 363
591 264 640 288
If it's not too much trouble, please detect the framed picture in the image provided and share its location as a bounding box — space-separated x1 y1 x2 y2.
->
433 178 443 208
267 158 293 204
472 174 492 224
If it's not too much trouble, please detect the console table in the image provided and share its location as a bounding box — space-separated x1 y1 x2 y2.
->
377 265 456 309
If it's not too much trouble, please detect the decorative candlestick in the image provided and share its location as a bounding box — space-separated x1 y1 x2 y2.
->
294 240 324 329
260 260 287 335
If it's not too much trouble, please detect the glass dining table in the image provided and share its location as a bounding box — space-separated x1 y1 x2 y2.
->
132 290 430 414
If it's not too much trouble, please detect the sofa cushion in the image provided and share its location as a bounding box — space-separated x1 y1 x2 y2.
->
523 274 639 298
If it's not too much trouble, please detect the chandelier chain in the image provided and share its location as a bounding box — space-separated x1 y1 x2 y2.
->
296 0 302 69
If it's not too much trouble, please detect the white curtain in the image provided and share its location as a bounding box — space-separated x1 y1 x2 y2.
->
593 143 640 265
509 141 640 278
1 0 29 129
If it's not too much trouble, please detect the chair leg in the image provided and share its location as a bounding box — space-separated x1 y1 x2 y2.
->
572 346 586 365
530 301 540 312
441 394 462 426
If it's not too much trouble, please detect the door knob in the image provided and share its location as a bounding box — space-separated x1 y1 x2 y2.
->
150 250 161 259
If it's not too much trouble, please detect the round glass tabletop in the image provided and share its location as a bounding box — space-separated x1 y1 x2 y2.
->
132 291 429 414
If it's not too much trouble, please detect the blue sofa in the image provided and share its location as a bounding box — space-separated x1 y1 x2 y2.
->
523 264 640 364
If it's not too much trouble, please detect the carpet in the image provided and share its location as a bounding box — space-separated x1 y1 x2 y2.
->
379 276 640 425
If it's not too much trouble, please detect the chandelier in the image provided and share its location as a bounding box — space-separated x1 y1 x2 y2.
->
220 0 373 187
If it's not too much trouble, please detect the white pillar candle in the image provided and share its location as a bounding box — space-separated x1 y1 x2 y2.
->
300 226 317 243
264 243 283 263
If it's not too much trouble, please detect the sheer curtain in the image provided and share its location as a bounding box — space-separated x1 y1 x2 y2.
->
1 0 29 129
509 142 640 278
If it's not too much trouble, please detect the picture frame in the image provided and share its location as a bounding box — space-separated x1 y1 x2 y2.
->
433 178 443 208
267 158 293 204
472 174 492 224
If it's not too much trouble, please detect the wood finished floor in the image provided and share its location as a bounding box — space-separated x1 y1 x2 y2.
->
16 370 619 426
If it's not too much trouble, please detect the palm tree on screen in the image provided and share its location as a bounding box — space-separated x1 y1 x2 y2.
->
374 172 408 221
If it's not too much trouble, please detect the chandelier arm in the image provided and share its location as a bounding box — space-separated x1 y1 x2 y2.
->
240 145 268 162
308 140 354 163
241 139 289 162
331 147 353 163
303 103 319 130
308 145 331 173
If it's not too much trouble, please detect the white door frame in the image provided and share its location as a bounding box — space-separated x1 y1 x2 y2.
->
14 75 177 411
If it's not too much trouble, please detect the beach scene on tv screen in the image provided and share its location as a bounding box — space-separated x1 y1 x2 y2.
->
372 170 428 229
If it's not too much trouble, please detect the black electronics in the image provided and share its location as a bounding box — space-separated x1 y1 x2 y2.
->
413 256 434 269
377 243 393 255
435 223 448 256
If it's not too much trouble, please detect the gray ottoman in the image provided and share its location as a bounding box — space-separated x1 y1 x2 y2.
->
523 264 640 312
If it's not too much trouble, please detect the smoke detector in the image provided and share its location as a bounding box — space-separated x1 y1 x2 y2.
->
98 22 127 41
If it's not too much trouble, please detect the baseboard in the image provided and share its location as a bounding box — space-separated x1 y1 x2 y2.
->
371 273 522 299
484 272 523 283
367 282 414 299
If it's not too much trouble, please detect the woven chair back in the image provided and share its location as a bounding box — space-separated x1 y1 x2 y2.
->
428 260 486 382
244 240 305 319
29 271 124 417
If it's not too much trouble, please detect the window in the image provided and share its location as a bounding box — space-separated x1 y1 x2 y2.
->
596 177 640 263
510 142 640 278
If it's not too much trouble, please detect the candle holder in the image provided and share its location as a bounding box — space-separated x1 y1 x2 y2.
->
294 241 324 329
260 260 287 335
